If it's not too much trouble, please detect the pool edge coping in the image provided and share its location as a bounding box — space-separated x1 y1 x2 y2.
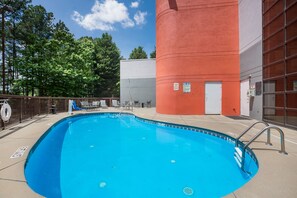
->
24 111 259 197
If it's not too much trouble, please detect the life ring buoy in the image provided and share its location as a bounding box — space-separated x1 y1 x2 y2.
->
1 103 12 122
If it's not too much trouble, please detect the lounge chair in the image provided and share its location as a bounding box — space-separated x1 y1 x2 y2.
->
134 100 140 107
123 101 133 110
80 101 94 110
92 101 100 108
80 101 89 108
147 100 152 108
72 101 82 110
100 100 108 108
112 100 120 108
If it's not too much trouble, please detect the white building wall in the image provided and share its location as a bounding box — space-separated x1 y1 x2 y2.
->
120 59 156 79
120 59 156 107
239 0 263 120
239 0 262 53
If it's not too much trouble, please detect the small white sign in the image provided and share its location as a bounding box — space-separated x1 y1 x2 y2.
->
249 88 255 97
183 82 191 93
173 83 179 91
10 146 28 159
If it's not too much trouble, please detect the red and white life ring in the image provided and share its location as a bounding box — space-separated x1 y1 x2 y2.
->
1 103 12 122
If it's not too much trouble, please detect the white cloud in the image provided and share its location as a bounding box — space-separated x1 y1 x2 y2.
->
72 0 135 31
134 11 147 25
130 1 139 8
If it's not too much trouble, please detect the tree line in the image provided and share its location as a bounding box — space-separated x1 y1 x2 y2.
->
0 0 155 97
129 46 156 59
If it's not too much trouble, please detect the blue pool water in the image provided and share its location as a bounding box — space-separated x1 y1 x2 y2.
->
25 113 258 198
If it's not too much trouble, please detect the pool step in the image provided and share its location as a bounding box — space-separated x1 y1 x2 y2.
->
234 147 243 168
234 151 242 163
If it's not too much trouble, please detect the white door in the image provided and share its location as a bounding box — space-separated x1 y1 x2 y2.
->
205 82 222 114
240 79 250 116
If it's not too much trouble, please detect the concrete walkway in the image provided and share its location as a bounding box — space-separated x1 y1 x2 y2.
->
0 108 296 197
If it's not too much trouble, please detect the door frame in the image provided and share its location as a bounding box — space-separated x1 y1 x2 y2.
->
240 79 250 117
205 82 222 115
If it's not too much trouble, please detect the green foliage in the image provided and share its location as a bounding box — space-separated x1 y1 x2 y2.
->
2 0 32 93
41 21 95 97
2 2 122 97
15 5 54 96
129 46 148 59
93 33 121 97
150 46 156 58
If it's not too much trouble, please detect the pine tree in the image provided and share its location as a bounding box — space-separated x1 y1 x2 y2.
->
129 46 148 59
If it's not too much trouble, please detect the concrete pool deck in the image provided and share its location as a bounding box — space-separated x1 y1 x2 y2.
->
0 108 296 197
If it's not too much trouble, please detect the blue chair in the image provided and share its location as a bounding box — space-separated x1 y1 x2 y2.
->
72 101 82 110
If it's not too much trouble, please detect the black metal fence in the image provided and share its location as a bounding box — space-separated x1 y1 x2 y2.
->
0 94 119 129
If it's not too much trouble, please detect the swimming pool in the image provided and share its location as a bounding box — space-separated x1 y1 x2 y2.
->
25 113 258 197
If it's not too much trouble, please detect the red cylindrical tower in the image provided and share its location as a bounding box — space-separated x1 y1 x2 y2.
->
156 0 240 115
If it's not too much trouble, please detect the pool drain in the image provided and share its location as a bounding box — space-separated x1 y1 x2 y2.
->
99 182 106 188
183 187 194 196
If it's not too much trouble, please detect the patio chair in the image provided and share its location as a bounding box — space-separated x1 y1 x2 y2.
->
112 100 120 108
123 101 133 110
100 100 108 108
92 101 100 108
72 100 82 110
134 100 140 107
147 100 152 108
80 101 92 110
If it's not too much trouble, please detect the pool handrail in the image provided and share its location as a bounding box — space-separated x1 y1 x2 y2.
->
243 126 287 154
235 121 270 147
240 125 287 171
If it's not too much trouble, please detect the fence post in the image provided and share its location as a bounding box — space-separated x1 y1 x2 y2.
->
47 98 50 114
1 119 4 130
20 97 23 123
31 98 33 119
38 98 41 115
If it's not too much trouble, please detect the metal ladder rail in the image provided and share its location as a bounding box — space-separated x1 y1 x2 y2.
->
235 121 270 147
241 126 288 170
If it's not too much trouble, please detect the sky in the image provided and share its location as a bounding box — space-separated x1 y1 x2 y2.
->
32 0 156 59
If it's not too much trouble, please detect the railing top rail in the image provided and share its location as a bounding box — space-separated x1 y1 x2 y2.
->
0 95 120 130
243 125 287 154
0 94 119 100
236 121 269 143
